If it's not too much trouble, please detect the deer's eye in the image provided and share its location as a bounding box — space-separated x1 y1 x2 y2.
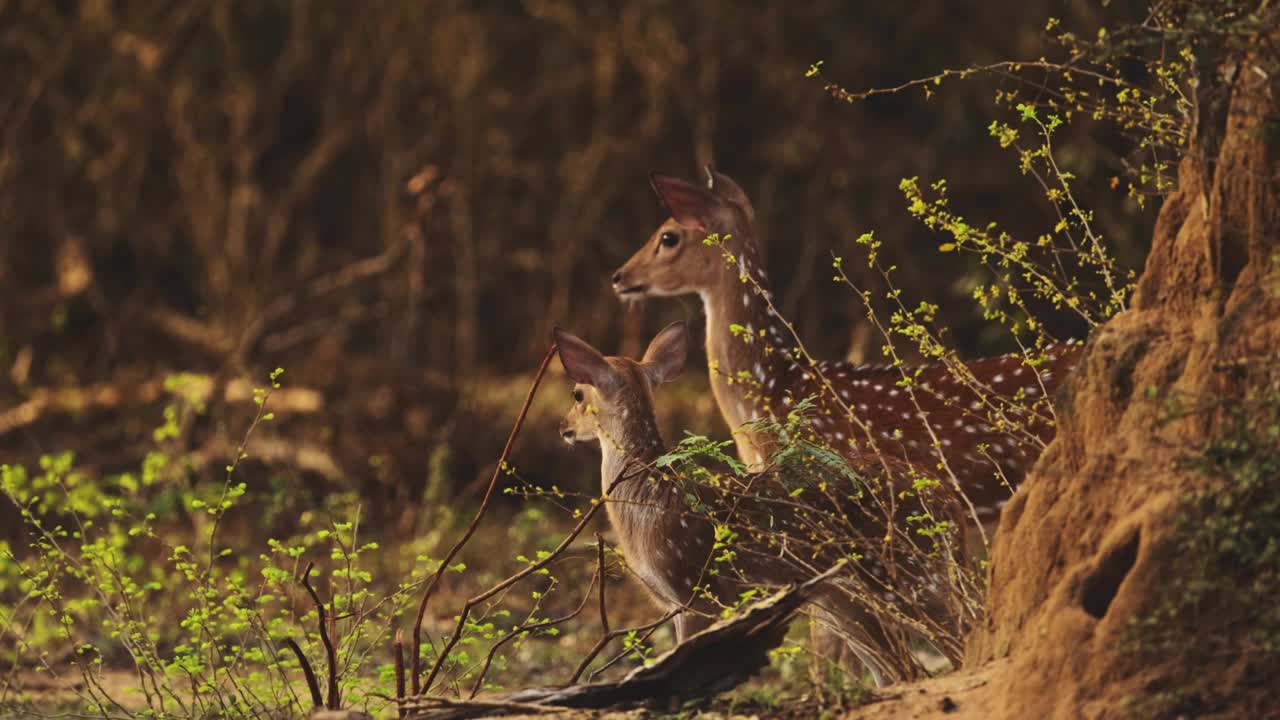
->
659 231 680 248
573 388 585 403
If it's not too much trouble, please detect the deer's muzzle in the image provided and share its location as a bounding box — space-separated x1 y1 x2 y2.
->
559 419 576 444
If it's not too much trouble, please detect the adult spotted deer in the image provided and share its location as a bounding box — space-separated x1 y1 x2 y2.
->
554 322 961 686
611 169 1083 522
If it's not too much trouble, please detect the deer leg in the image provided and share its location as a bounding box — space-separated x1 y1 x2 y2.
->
807 619 861 691
807 605 892 688
806 590 923 688
914 578 967 669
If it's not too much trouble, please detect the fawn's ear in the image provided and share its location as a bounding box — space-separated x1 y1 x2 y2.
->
641 321 688 386
650 174 721 230
553 326 620 394
704 165 755 224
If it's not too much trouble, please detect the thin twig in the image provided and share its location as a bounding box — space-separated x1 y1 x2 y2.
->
422 493 608 695
810 59 1133 104
393 629 406 719
282 639 323 710
466 553 602 698
410 342 559 695
595 535 610 637
582 610 681 684
564 535 613 684
299 561 339 710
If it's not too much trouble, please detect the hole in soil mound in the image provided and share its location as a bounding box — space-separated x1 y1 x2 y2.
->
1082 530 1140 619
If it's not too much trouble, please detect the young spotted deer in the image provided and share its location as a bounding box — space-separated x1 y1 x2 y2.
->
554 322 961 687
612 170 1083 523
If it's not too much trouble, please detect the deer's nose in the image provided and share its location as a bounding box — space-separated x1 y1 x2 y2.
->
561 428 576 443
611 269 624 286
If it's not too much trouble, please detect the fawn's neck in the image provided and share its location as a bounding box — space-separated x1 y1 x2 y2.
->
597 409 667 500
595 405 715 615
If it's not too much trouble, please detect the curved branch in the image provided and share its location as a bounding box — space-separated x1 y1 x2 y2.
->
410 343 559 694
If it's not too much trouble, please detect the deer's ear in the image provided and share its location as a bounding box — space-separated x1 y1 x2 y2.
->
705 166 755 224
650 174 720 230
553 326 620 393
641 321 688 385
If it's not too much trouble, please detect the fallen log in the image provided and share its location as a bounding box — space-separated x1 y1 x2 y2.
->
405 564 842 719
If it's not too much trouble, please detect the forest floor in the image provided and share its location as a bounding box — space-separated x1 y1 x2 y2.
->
4 661 998 719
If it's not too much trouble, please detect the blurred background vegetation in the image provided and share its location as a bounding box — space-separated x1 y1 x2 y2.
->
1 0 1156 542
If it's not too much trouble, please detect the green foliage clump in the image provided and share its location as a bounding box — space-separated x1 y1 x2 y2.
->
0 370 420 718
1126 389 1280 715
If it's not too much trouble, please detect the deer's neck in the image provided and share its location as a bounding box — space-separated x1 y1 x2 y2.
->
701 247 792 459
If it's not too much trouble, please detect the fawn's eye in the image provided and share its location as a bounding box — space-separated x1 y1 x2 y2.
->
573 388 585 403
659 231 680 248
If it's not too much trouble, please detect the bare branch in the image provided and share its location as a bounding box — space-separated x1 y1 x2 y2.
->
299 561 340 710
282 638 324 710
